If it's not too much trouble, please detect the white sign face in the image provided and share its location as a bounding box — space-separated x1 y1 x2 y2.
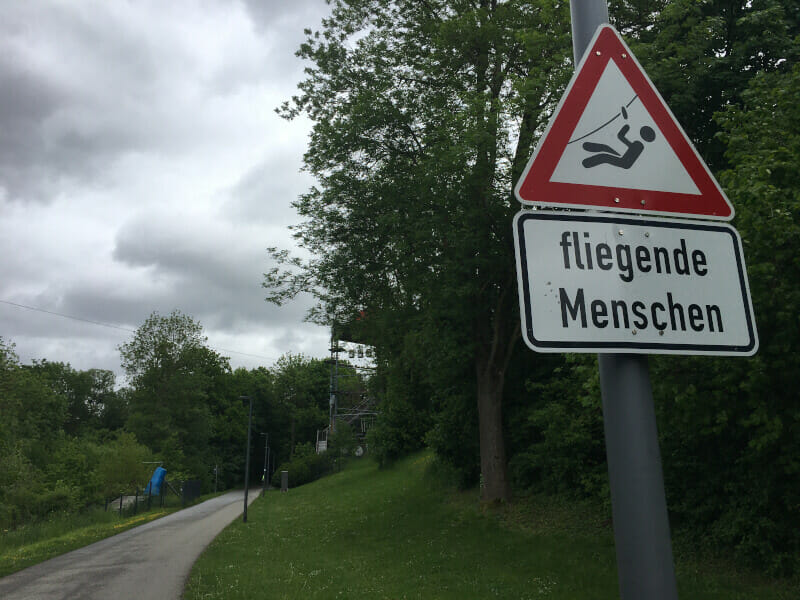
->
513 211 758 355
549 60 700 195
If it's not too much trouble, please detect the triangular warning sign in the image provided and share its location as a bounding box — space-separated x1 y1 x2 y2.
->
515 25 734 220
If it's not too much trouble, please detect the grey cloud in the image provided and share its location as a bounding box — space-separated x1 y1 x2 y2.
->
0 4 161 202
111 215 310 329
223 153 314 225
0 1 331 377
241 0 329 31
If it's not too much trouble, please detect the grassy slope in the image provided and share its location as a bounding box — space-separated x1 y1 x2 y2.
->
185 454 795 599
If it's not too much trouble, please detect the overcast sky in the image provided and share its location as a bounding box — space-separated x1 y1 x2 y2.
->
0 0 336 381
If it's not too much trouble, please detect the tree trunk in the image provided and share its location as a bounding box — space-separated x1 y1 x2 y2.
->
474 279 519 503
476 355 511 503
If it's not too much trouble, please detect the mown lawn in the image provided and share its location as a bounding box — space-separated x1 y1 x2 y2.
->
184 454 796 599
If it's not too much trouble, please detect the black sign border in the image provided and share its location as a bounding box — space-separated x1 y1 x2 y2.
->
514 211 758 355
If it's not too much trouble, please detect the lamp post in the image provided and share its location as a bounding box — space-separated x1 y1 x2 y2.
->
241 395 253 523
260 432 269 497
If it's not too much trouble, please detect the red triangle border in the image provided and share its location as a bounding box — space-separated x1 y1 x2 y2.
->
514 25 733 221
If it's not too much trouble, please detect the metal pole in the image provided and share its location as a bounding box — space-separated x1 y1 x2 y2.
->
568 3 679 598
261 433 269 497
569 0 610 63
241 395 253 523
329 329 336 431
333 343 339 433
599 355 678 599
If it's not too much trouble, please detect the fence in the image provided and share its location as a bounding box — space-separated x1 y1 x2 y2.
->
103 480 203 518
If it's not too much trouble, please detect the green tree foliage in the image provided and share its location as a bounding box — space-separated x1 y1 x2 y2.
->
631 0 799 169
270 441 332 489
647 61 800 574
264 0 800 572
505 2 800 574
95 432 155 497
209 366 276 491
327 421 358 457
27 361 117 435
268 0 574 502
0 339 132 524
120 311 231 482
271 353 329 457
0 324 338 528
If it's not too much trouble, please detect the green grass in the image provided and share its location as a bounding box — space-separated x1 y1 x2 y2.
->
0 507 172 577
0 491 224 578
184 453 797 599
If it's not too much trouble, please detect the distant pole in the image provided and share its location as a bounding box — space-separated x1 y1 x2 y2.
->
214 464 218 494
568 2 679 599
241 395 253 523
261 432 269 497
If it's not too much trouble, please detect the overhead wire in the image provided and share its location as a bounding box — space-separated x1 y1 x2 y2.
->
0 298 275 362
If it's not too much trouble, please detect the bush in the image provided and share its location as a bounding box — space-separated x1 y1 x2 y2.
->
94 432 154 497
270 450 332 489
328 422 358 457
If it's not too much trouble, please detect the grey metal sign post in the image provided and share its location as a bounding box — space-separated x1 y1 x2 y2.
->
569 1 679 598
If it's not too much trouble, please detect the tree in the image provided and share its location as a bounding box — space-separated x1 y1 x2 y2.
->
272 353 330 457
650 61 800 574
266 0 573 502
27 361 118 435
119 311 230 480
95 432 155 498
631 0 799 170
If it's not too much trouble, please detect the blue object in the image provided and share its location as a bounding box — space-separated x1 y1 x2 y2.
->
144 466 166 496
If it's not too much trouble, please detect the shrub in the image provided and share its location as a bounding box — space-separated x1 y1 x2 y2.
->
270 451 332 489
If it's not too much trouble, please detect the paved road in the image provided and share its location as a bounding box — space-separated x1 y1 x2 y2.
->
0 489 260 600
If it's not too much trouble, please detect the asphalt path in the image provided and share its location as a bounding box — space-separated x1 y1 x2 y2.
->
0 488 260 600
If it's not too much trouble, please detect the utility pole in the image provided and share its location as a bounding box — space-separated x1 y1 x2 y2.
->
568 2 679 598
241 395 253 523
329 330 339 433
261 432 269 497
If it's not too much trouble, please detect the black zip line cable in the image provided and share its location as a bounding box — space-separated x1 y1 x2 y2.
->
0 298 274 361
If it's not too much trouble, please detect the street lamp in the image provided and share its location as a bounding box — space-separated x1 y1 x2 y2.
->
260 432 269 497
241 395 253 523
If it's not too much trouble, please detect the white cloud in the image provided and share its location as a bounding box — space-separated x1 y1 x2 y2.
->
0 0 331 377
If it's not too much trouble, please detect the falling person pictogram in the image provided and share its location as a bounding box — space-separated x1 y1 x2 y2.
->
581 106 656 169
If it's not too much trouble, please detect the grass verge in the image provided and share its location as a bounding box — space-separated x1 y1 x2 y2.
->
185 453 796 599
0 491 225 578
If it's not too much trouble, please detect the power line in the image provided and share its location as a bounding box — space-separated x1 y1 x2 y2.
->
0 298 275 362
0 299 135 332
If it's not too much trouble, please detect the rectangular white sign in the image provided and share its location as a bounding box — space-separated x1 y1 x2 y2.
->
513 211 758 355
